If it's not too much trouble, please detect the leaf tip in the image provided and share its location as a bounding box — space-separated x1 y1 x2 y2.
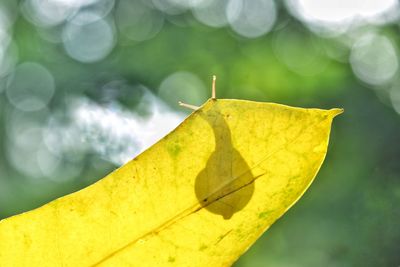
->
329 108 344 117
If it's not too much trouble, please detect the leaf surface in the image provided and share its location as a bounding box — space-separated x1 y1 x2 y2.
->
0 99 342 266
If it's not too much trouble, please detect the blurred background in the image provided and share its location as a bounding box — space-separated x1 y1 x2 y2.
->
0 0 399 266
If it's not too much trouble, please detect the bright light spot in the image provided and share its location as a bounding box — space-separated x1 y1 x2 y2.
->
0 8 14 34
0 7 17 81
286 0 399 34
5 125 83 181
297 0 395 23
152 0 186 15
116 0 164 42
273 24 328 76
192 0 230 28
227 0 277 38
84 0 115 19
5 108 49 142
6 126 49 179
63 12 116 63
158 71 208 108
36 146 62 179
168 0 206 9
0 45 17 79
21 0 107 27
5 104 84 182
44 112 88 162
55 0 98 7
390 86 400 114
350 33 398 86
6 62 55 111
44 88 185 165
22 0 115 28
0 1 18 26
4 107 84 181
21 0 76 27
152 0 207 14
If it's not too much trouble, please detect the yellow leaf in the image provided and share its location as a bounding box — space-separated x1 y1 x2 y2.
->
0 98 342 267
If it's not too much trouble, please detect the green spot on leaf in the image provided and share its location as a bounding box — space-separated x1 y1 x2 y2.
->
258 211 271 219
199 244 208 251
166 142 181 158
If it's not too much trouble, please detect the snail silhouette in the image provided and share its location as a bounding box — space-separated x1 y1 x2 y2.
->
195 108 255 219
179 76 255 219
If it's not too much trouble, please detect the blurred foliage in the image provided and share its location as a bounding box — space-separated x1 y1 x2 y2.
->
0 0 399 266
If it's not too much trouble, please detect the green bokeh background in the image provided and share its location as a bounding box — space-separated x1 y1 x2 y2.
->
0 1 399 266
